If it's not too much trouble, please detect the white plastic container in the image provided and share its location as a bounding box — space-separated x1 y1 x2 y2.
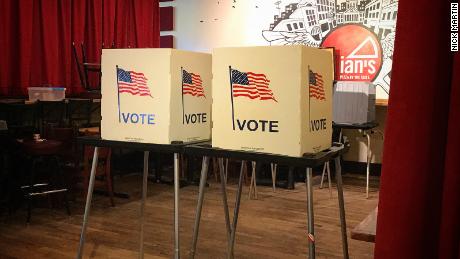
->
28 87 66 101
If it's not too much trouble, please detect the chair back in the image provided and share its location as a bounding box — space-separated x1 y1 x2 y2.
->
72 42 86 90
72 42 102 91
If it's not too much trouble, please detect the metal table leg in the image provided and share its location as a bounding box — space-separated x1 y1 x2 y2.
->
139 151 149 259
77 147 99 259
334 157 349 259
174 153 181 259
228 161 245 258
306 167 315 259
190 156 210 259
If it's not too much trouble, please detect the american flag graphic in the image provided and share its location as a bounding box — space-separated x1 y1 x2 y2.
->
230 68 277 102
182 69 205 98
309 69 325 101
117 67 151 97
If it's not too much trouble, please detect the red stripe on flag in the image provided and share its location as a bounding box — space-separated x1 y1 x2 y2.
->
118 70 151 97
183 72 205 98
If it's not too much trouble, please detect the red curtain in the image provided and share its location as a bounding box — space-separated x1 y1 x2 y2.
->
375 0 460 258
0 0 160 96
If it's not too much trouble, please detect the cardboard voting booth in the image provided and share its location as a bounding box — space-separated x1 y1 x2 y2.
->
212 46 334 157
101 49 212 144
333 81 376 124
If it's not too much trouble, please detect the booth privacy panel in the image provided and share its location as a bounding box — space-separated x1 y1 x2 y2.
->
212 46 333 156
101 48 211 144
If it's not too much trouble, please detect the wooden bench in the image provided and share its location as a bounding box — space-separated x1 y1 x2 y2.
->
351 207 377 243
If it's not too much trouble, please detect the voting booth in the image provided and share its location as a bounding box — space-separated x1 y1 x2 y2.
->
101 49 212 144
333 81 376 124
212 46 334 157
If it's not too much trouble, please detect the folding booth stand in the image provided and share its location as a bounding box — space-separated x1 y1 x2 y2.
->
333 122 380 198
75 136 206 259
186 142 350 259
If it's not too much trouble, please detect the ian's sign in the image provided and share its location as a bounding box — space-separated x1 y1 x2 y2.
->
321 25 383 81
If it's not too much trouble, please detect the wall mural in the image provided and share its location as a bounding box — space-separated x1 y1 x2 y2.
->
262 0 398 95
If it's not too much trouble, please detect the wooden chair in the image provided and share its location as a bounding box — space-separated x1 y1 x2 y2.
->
21 139 71 223
47 127 81 196
82 146 114 207
67 99 93 128
72 42 101 92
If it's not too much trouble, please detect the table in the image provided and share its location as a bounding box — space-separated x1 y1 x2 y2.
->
351 207 377 242
0 100 39 135
1 97 101 130
77 127 99 135
376 99 388 106
75 136 207 259
333 122 380 198
20 139 62 155
185 142 350 259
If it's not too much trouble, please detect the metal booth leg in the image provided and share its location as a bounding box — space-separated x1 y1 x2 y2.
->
225 158 229 183
334 156 349 259
77 147 99 259
248 161 258 199
218 158 232 245
365 131 371 198
174 153 181 259
287 166 295 190
190 156 210 259
327 162 332 198
139 151 149 259
270 163 277 192
306 167 315 259
228 160 245 258
320 162 332 198
194 159 244 259
320 163 326 189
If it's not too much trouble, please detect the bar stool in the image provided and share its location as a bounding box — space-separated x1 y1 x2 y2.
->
21 139 71 223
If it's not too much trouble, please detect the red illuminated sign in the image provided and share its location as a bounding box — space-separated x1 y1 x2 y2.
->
321 24 382 81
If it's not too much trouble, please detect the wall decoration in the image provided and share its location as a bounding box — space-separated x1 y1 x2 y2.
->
262 0 398 95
